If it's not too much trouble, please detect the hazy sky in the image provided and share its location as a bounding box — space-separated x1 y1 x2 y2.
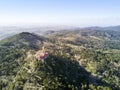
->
0 0 120 26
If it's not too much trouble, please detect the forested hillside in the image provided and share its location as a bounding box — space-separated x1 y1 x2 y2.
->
0 29 120 90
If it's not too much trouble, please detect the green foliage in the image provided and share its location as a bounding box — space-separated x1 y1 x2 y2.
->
0 30 120 90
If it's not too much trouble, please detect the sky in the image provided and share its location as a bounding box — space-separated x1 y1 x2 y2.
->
0 0 120 27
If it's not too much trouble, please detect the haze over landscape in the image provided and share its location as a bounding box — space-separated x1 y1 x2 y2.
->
0 0 120 90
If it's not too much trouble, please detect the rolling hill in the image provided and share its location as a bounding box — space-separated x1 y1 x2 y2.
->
0 29 120 90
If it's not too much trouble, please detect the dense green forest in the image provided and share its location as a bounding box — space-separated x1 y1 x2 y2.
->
0 30 120 90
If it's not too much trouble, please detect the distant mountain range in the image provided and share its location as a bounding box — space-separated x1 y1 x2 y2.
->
0 25 120 40
82 25 120 31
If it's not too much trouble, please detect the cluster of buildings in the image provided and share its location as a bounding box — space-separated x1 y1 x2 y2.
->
35 46 49 60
